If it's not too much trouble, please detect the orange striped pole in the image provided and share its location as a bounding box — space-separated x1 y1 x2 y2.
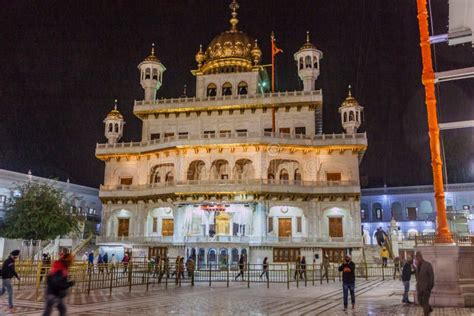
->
271 32 283 133
416 0 452 243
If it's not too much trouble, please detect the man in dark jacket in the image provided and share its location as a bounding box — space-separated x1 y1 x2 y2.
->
401 256 414 303
415 251 434 315
338 254 356 311
0 249 20 312
43 253 75 316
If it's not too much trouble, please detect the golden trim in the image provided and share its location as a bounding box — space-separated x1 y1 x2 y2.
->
96 143 367 161
134 102 321 118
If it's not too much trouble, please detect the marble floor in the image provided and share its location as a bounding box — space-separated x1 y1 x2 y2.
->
1 279 474 315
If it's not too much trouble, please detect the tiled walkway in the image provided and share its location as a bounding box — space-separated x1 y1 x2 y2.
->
1 279 474 315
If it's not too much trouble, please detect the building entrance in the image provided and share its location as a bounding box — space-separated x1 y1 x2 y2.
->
148 247 167 259
118 218 129 237
278 218 292 237
215 212 230 235
323 248 345 263
329 217 343 238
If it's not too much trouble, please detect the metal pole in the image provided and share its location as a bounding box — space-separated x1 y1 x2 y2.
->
416 0 452 243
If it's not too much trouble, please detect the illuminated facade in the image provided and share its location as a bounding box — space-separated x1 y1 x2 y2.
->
95 1 368 265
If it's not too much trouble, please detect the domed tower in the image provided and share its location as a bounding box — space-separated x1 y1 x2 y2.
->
104 100 125 144
138 43 166 101
339 85 363 134
293 31 323 91
192 0 264 98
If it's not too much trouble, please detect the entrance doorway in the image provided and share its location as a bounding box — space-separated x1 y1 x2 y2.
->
215 212 230 235
273 248 300 262
148 247 167 259
323 248 345 263
118 218 129 237
328 217 343 238
278 218 292 237
162 219 174 236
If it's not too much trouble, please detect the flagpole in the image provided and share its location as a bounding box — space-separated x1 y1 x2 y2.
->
271 32 276 133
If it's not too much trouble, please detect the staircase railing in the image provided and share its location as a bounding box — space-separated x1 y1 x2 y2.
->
72 235 94 257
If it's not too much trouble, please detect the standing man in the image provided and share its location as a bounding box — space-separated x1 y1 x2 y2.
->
401 256 414 304
0 250 20 313
393 256 401 280
235 254 246 281
338 254 356 311
321 254 330 283
415 251 434 315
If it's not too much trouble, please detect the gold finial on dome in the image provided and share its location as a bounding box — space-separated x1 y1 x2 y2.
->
251 39 262 65
300 31 316 50
143 43 160 63
106 99 123 120
229 0 239 32
195 44 206 67
341 84 360 108
306 30 310 43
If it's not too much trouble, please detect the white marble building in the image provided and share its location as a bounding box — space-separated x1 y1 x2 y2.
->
95 1 368 265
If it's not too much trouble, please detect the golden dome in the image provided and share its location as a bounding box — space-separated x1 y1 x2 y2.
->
142 43 160 63
299 31 317 51
340 85 361 108
106 101 123 120
195 0 259 74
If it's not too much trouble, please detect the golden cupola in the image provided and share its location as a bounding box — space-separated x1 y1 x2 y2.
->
193 0 261 75
340 85 361 108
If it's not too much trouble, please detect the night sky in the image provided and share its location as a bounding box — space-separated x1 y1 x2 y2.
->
1 0 473 188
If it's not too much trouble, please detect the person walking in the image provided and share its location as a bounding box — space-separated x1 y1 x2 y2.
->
40 253 49 282
122 253 130 274
103 252 109 273
338 254 356 311
97 254 104 274
87 252 94 273
42 253 75 316
259 257 269 281
235 254 246 281
393 256 401 280
380 247 389 267
0 250 20 313
186 257 195 279
176 257 185 284
401 256 414 304
415 251 434 315
110 254 118 272
321 254 330 282
294 255 301 280
300 256 307 280
171 256 180 277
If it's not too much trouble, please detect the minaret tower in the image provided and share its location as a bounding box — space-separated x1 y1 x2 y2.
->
138 43 166 101
104 100 125 144
339 85 363 134
294 31 323 91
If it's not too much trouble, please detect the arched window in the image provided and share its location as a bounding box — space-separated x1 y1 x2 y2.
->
343 112 347 123
114 123 119 133
349 111 355 121
152 69 158 80
294 169 302 182
356 111 359 122
145 68 151 79
305 56 312 68
108 123 113 132
222 82 232 96
267 173 275 180
313 58 318 69
238 81 248 95
207 83 217 97
299 57 304 70
165 171 174 183
280 168 289 181
154 172 161 183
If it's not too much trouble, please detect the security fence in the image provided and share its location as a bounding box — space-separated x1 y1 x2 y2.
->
10 260 400 300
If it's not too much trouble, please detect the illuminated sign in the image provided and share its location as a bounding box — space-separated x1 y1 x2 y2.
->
201 204 226 212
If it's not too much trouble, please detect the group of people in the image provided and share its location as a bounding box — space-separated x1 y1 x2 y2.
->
81 251 125 273
293 256 307 280
147 255 196 283
337 251 434 315
0 249 75 315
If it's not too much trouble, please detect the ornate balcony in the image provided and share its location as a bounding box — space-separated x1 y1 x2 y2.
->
96 131 367 156
96 235 363 247
99 179 360 199
133 90 323 117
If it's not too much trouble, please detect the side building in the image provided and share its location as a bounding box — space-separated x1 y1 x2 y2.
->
95 1 368 265
0 169 102 258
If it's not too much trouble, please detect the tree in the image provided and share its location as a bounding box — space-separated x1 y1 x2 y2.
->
1 181 80 241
